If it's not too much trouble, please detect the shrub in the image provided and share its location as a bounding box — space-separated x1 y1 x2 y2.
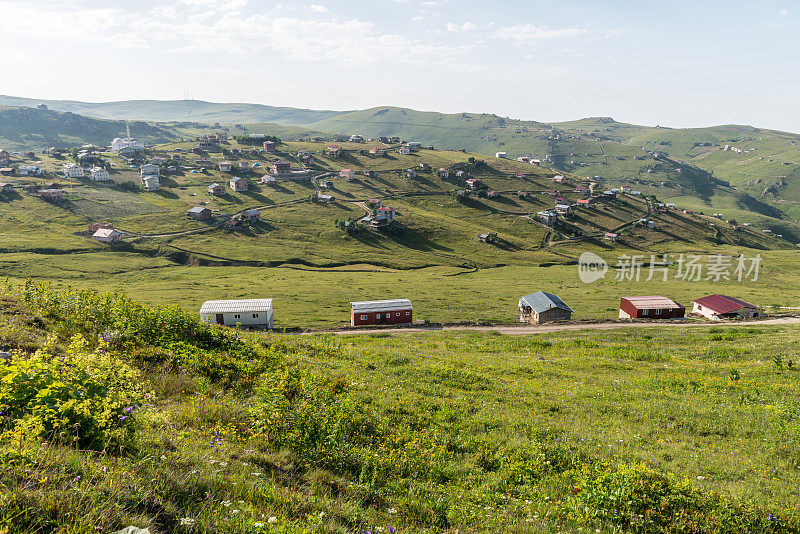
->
0 335 145 450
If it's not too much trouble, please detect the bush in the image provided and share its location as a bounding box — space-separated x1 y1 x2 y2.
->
0 335 145 450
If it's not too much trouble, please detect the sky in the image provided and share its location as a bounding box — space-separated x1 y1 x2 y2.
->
1 0 798 131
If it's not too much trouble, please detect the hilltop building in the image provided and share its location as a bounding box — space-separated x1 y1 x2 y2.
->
691 295 760 320
350 299 413 326
619 296 685 319
199 299 273 328
89 167 110 181
518 292 573 324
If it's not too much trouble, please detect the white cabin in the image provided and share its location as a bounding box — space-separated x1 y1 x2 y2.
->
200 299 273 328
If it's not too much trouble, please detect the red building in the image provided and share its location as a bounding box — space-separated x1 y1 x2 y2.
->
351 299 413 326
619 296 685 319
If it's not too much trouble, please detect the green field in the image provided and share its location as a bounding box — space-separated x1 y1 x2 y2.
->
1 283 799 533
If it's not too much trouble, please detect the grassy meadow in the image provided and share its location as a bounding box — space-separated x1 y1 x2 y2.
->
1 282 799 533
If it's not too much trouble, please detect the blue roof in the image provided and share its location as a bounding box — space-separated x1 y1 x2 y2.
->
519 291 573 314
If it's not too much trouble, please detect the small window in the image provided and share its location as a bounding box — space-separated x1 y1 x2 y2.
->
396 312 400 317
234 314 241 319
642 309 649 316
360 315 368 320
253 313 259 318
405 311 410 315
655 309 661 315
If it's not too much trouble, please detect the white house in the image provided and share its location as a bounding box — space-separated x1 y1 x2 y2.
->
111 137 145 151
141 175 160 191
89 167 110 181
229 177 248 192
398 147 411 155
92 228 122 243
692 295 760 321
495 152 507 159
199 299 273 328
140 164 160 177
18 165 42 176
63 163 84 178
339 168 356 180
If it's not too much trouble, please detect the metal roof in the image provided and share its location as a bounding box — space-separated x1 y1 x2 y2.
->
200 299 273 314
621 296 683 310
188 206 208 214
351 299 412 313
692 294 756 314
519 291 573 314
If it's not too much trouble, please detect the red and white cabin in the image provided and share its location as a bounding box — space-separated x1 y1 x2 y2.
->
351 299 413 327
619 296 685 319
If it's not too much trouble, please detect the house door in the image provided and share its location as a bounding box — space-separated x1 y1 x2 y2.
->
379 313 387 324
215 313 224 324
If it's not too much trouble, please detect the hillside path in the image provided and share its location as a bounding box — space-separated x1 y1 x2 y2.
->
306 316 800 336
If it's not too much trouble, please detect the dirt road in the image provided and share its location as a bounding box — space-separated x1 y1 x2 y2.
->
308 316 800 336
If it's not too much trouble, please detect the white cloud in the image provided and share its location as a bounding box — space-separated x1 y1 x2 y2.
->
412 15 424 21
0 1 475 68
308 4 328 13
494 24 588 43
446 21 477 32
780 9 789 15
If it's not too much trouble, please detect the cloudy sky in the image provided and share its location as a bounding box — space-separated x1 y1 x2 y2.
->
1 0 797 130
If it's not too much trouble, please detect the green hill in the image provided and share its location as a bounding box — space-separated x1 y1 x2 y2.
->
0 95 347 125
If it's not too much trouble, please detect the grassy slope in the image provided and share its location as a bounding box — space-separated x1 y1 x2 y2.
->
1 286 799 533
0 95 348 125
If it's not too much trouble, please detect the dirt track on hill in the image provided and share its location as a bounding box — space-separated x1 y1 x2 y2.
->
309 316 800 336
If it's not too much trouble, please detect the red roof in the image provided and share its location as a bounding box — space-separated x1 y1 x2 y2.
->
693 294 756 314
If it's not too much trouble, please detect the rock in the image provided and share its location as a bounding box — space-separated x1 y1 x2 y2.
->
0 352 12 364
111 527 151 534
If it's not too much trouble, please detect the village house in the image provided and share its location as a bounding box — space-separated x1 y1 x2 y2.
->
0 183 13 193
63 163 84 178
339 168 356 181
141 175 160 191
326 145 340 156
405 169 417 179
349 135 364 143
39 188 66 201
93 228 122 243
536 210 558 226
239 161 250 170
199 299 273 328
89 167 110 181
365 206 395 227
188 206 212 220
271 161 292 175
487 190 499 198
398 147 411 155
0 168 12 176
517 156 532 164
604 232 618 242
465 178 481 189
692 295 760 320
208 183 225 196
140 163 160 177
518 291 573 324
438 168 449 179
619 296 685 319
317 192 336 203
263 141 276 152
88 222 113 233
477 232 497 243
576 198 590 206
242 209 260 222
495 152 507 159
218 161 233 172
350 299 413 327
369 146 385 155
150 157 166 166
318 179 333 189
555 204 572 216
111 137 144 152
18 165 42 176
552 175 565 183
260 176 276 186
229 177 248 192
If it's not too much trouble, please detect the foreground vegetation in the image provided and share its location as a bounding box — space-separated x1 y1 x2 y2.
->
1 281 799 533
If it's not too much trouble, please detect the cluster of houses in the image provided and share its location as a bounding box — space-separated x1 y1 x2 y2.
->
197 292 761 329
